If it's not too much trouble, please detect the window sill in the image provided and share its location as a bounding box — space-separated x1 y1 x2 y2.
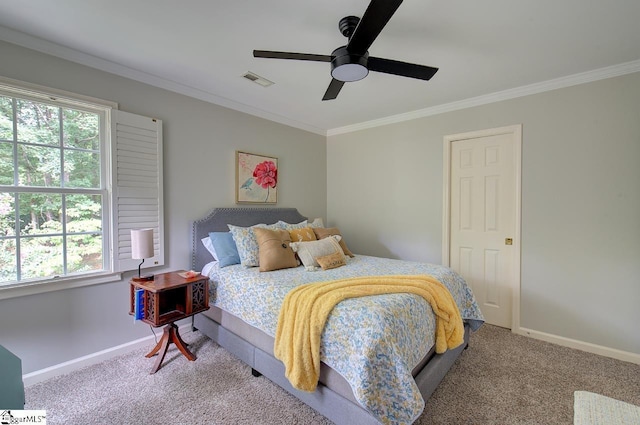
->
0 272 123 301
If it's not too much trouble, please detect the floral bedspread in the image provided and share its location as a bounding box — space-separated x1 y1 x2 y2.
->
207 255 484 425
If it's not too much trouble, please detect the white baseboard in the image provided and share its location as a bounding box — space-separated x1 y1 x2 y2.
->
22 324 194 387
514 326 640 365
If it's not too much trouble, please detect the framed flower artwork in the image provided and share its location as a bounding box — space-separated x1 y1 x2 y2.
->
235 151 278 204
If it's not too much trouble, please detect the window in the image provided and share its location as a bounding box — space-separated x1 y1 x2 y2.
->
0 77 163 298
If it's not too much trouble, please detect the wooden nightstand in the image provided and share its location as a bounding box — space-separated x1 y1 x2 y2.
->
129 271 209 373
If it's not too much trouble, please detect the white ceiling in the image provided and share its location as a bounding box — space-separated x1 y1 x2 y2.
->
0 0 639 135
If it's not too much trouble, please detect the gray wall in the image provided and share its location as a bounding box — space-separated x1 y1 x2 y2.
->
1 37 638 374
327 72 640 355
0 40 327 373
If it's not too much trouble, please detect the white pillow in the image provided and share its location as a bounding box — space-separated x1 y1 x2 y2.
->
201 260 218 277
290 235 345 270
201 237 217 260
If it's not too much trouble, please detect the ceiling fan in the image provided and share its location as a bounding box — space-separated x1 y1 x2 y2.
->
253 0 438 101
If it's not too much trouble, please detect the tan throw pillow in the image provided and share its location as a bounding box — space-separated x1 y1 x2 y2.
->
313 227 355 257
289 227 317 243
316 251 347 270
290 236 346 270
254 228 299 272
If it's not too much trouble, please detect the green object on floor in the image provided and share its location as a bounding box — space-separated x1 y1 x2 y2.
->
0 344 25 409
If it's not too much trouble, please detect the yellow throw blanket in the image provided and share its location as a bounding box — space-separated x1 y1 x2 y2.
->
274 274 464 392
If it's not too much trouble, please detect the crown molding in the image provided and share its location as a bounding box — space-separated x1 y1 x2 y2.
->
0 26 326 136
327 59 640 136
2 25 638 138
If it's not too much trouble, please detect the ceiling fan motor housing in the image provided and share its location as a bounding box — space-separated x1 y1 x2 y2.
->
331 46 369 82
339 16 360 39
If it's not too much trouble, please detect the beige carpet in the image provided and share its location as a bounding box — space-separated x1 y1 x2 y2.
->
25 324 639 424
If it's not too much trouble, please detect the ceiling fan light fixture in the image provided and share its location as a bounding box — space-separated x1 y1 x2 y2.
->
332 63 368 82
330 47 369 82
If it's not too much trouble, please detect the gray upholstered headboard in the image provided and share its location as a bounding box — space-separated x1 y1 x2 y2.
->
191 207 307 271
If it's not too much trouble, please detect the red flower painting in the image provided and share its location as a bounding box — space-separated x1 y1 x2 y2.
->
253 160 278 189
237 152 278 203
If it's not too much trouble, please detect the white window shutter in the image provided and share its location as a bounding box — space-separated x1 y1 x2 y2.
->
112 110 164 272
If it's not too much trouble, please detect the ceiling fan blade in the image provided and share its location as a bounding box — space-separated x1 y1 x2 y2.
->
253 50 332 62
347 0 403 55
322 78 345 101
368 57 439 80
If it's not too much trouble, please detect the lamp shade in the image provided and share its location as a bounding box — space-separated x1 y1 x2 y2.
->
131 229 154 260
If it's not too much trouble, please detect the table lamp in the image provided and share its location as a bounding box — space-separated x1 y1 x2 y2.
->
131 228 154 281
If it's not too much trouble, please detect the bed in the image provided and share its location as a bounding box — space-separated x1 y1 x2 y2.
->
191 207 484 425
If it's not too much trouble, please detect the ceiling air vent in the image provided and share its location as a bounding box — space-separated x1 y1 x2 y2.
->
242 72 274 87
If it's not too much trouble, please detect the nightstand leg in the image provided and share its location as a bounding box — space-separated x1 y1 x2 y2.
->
146 323 196 374
172 324 196 361
145 336 164 358
149 326 172 374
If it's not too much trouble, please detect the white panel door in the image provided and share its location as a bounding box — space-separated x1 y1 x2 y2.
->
448 129 518 328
